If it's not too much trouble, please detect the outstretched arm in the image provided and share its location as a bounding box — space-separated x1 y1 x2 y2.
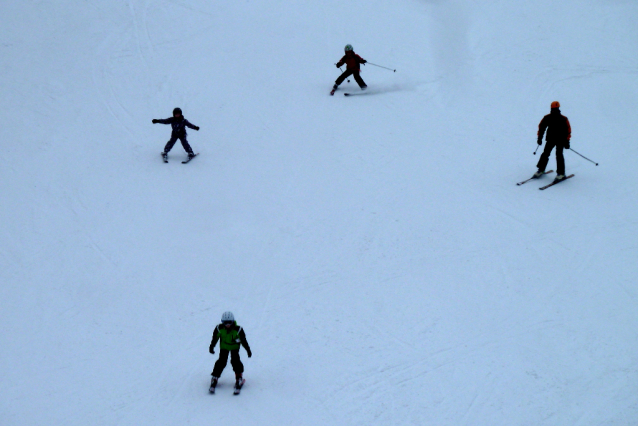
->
153 118 171 124
185 119 200 131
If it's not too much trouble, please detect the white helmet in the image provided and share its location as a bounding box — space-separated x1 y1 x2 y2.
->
221 311 235 323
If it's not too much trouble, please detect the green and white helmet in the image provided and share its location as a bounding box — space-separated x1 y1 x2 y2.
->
344 44 353 52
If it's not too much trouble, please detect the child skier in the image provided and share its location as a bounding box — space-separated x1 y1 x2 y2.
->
534 101 572 183
152 107 199 161
331 44 367 95
208 311 252 394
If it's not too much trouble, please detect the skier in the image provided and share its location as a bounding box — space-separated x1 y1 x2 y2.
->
534 101 571 182
208 311 252 393
331 44 367 95
152 108 199 160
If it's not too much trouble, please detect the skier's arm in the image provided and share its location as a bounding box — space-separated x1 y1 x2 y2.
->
358 55 367 64
239 328 252 357
209 327 219 353
537 116 548 144
184 119 200 131
154 118 172 125
336 55 346 68
564 117 571 149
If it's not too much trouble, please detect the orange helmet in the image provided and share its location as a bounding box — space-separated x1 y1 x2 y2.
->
550 101 560 109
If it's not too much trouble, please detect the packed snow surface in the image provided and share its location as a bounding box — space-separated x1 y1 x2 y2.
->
2 0 638 425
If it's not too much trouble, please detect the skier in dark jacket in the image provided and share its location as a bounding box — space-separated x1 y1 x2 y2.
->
535 101 571 181
152 108 199 159
331 44 367 95
208 311 251 392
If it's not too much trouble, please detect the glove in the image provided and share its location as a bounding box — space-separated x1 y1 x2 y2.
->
195 126 200 131
152 119 158 124
247 350 252 358
565 142 570 149
336 63 340 68
537 138 542 146
209 347 215 354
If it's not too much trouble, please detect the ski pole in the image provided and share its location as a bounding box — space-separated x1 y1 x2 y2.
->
366 62 396 72
568 148 599 166
534 144 540 155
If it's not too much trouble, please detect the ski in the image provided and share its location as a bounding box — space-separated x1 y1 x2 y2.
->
516 170 553 186
182 153 199 164
161 152 168 163
539 174 574 190
344 88 368 97
233 379 246 395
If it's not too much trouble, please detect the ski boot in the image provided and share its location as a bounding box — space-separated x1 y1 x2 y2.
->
233 375 245 395
532 169 544 178
330 84 337 96
209 376 218 393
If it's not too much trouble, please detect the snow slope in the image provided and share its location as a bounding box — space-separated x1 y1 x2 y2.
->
2 0 638 424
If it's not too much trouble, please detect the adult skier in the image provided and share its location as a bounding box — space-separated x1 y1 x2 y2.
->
152 108 199 160
331 44 367 95
208 311 252 393
534 101 571 182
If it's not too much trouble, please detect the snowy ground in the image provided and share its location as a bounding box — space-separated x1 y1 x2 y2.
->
2 0 638 425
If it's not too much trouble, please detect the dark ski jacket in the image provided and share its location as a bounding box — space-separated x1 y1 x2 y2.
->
156 117 198 137
538 109 571 146
210 322 251 353
337 52 367 71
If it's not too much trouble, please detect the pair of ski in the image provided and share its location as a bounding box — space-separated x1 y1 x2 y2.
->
209 379 245 395
162 152 199 164
516 170 575 190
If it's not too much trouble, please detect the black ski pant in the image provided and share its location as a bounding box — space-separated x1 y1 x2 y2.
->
335 69 366 88
212 349 243 378
537 140 565 176
164 134 193 154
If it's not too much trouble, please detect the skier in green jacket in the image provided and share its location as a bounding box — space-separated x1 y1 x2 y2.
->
209 311 252 393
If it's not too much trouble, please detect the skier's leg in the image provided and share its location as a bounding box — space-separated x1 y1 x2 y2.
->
536 141 555 172
163 136 178 153
230 350 244 378
212 349 230 377
179 136 194 155
555 145 565 176
353 71 367 89
334 70 353 87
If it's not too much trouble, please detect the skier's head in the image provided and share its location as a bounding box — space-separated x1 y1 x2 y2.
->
344 44 354 54
550 101 560 110
221 311 235 327
173 107 183 117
